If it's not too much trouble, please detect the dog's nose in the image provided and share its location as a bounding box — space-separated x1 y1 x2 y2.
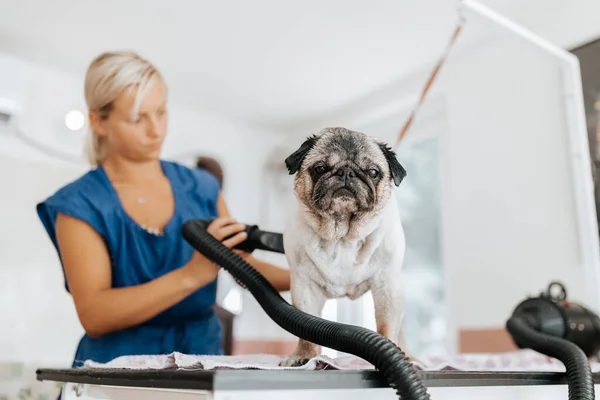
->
336 167 355 182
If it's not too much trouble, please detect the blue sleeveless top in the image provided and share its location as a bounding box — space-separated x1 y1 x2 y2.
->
36 160 224 367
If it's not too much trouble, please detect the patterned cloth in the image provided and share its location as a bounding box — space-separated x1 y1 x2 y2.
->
83 349 600 372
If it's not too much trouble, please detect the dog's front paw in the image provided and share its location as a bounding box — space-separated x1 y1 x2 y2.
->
279 356 311 367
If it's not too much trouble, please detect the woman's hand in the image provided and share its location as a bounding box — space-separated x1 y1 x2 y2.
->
184 217 248 288
215 193 290 291
206 216 248 247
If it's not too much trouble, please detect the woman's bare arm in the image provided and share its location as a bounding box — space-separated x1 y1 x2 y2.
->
55 213 245 339
216 193 291 292
240 256 291 291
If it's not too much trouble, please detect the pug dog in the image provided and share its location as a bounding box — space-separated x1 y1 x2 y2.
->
280 127 409 367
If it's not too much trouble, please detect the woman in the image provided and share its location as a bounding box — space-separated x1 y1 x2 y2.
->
36 51 291 367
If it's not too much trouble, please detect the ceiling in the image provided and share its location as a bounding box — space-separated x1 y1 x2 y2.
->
0 0 597 132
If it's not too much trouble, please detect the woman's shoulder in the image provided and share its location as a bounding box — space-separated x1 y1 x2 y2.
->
36 168 114 238
43 167 111 205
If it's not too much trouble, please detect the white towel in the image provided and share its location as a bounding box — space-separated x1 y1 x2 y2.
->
83 349 600 372
83 353 368 371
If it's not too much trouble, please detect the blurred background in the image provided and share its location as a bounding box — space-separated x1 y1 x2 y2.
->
2 0 600 398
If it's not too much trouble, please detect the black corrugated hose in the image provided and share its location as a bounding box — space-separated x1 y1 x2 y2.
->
181 220 431 400
506 315 594 400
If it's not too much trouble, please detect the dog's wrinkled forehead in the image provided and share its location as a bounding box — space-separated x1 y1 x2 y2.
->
304 128 384 167
285 126 407 186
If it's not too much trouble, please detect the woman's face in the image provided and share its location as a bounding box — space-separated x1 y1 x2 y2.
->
92 79 168 162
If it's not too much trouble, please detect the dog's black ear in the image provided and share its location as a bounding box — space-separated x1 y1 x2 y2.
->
285 134 319 175
378 142 407 186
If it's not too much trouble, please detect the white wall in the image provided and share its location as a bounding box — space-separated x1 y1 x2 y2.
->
482 0 600 50
439 33 589 332
0 52 294 366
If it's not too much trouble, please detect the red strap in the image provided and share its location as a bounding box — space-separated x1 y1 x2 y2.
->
396 20 465 146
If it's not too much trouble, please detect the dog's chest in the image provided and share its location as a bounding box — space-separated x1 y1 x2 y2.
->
306 238 381 299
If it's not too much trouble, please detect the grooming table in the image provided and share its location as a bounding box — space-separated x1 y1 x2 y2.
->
36 367 600 399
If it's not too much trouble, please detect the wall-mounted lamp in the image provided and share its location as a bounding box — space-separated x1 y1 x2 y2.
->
65 110 84 131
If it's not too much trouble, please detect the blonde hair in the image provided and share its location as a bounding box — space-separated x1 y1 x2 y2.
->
83 51 164 166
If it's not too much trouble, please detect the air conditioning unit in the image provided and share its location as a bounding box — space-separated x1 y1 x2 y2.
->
0 98 20 134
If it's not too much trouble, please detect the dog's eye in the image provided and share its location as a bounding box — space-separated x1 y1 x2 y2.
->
315 165 327 174
368 169 379 179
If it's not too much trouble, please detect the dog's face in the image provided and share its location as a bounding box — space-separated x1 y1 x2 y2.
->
285 127 406 216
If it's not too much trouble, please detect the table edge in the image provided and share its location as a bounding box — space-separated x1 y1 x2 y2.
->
35 368 600 391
